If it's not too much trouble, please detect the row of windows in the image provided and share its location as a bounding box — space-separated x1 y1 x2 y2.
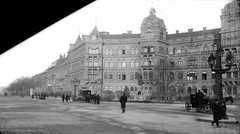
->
88 48 99 54
69 48 85 60
144 29 164 40
104 72 140 80
104 60 140 68
169 57 209 67
105 47 139 55
179 71 239 80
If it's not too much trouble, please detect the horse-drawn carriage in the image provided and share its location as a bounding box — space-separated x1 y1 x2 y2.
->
185 94 211 113
185 92 234 117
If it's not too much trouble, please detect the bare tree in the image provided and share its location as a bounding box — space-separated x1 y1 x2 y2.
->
149 59 179 102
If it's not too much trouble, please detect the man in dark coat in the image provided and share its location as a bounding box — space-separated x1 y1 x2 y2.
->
211 99 221 127
61 93 65 102
96 94 100 105
65 94 69 102
119 92 127 113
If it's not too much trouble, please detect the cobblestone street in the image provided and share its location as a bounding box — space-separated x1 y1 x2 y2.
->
0 96 239 134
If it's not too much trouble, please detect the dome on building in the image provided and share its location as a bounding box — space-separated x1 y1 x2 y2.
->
141 7 166 29
221 0 239 15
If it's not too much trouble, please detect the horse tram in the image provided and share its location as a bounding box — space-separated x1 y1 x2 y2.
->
185 93 211 113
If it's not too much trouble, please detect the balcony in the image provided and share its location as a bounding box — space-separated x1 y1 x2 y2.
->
140 64 155 68
140 51 155 55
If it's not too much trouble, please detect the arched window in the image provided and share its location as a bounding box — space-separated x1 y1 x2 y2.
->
93 59 98 66
106 48 109 55
145 29 153 39
169 72 174 81
117 73 121 79
144 59 148 65
170 59 174 67
135 72 139 79
117 60 121 67
178 72 183 79
181 47 185 53
109 60 113 67
149 71 153 79
130 72 134 80
130 60 134 67
109 73 113 79
170 86 176 96
104 73 108 79
88 59 93 66
203 44 208 51
122 60 126 67
118 48 121 55
178 58 183 66
143 71 148 79
227 86 232 95
178 86 184 94
202 86 207 94
109 48 112 55
233 86 237 94
135 60 139 67
202 57 207 65
187 71 197 80
109 87 112 91
149 59 153 66
187 57 197 66
135 47 139 54
122 47 126 55
104 87 108 91
173 48 176 54
131 47 134 54
160 29 163 39
104 60 108 67
202 71 207 80
212 71 216 79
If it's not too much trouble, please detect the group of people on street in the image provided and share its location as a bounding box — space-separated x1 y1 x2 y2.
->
93 94 100 104
61 93 71 102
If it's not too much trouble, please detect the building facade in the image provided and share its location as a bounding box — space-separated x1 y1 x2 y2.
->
33 0 240 100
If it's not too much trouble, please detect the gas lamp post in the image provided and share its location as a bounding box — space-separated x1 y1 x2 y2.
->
207 35 234 102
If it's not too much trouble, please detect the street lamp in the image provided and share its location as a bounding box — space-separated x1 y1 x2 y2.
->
71 78 80 101
208 42 234 102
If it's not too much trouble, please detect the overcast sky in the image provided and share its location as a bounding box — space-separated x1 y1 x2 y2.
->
0 0 231 87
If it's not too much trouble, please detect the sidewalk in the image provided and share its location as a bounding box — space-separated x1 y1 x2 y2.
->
196 114 238 124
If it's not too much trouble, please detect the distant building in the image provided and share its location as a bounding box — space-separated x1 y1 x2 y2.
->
34 0 239 100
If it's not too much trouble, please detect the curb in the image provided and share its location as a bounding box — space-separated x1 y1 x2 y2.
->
196 118 237 124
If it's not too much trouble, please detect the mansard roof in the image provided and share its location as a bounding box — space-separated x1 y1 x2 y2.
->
167 28 221 40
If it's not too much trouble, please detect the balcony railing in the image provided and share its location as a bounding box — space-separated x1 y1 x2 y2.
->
140 51 155 54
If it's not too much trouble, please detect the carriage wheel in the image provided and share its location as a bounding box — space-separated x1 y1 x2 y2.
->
196 105 204 113
203 104 211 113
185 102 191 111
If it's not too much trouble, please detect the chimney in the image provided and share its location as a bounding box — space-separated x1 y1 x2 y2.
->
188 28 193 32
203 27 207 31
176 30 179 34
127 31 132 34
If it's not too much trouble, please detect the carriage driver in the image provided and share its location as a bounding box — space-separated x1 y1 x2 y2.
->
196 90 204 106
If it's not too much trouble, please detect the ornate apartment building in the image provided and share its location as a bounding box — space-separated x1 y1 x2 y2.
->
33 0 239 100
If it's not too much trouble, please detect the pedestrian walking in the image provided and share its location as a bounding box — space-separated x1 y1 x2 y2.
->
119 92 127 113
66 94 69 102
96 94 100 105
211 99 221 127
61 93 65 102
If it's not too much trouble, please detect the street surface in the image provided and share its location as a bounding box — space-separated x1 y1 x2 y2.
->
0 96 239 134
